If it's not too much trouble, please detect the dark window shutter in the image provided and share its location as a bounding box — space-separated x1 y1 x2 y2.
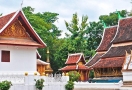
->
1 51 10 62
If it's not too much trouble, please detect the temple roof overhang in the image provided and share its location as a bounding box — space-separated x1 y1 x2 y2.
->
59 65 88 71
102 45 132 58
92 57 125 68
37 59 49 65
85 52 104 67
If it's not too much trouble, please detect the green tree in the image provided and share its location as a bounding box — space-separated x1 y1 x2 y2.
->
65 13 88 52
22 6 62 72
99 10 127 26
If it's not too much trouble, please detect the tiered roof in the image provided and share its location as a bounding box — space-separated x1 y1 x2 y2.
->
60 53 88 71
92 17 132 69
86 26 117 67
0 9 46 48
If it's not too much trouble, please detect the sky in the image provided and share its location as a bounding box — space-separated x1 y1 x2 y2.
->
0 0 132 37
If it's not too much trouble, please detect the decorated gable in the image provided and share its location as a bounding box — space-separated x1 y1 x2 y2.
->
0 19 30 39
0 9 46 48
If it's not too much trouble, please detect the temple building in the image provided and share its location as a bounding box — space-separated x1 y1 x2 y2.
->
86 16 132 79
85 26 117 77
0 9 46 75
59 53 88 81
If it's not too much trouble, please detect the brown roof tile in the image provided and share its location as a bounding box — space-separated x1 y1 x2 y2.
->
85 53 104 67
60 65 77 71
66 53 83 64
113 18 132 43
96 26 117 52
92 57 125 68
102 45 132 58
0 12 15 29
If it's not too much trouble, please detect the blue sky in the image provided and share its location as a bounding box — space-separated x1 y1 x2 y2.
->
0 0 131 37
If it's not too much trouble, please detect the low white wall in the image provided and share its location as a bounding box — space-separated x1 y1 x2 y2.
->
74 82 120 90
0 74 69 90
122 71 132 81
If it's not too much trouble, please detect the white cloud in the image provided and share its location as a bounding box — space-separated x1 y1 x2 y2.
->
0 0 132 38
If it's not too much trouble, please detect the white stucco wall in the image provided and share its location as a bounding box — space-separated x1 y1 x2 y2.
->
122 71 132 81
0 45 37 74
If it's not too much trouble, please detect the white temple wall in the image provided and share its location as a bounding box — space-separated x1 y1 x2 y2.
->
122 71 132 81
0 45 36 74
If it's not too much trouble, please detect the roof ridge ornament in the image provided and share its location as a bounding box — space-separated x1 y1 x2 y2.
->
21 0 24 9
116 10 122 20
101 20 107 28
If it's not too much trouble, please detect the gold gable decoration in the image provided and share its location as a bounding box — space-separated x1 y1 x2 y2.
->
0 19 31 39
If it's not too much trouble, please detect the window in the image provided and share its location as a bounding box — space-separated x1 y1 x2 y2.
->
1 50 10 62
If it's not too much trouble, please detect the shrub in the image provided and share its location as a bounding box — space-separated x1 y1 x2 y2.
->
34 78 44 90
65 81 74 90
69 71 80 82
0 80 12 90
65 71 80 90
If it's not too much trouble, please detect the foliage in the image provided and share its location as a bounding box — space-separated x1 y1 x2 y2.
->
69 71 80 82
65 13 88 52
65 81 74 90
34 78 44 90
99 10 127 26
22 6 62 73
89 70 94 78
22 6 132 73
0 13 2 16
0 80 12 90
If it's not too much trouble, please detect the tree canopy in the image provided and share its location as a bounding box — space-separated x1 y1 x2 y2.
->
22 6 130 73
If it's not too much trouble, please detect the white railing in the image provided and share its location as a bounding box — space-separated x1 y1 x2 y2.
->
0 73 69 90
0 74 24 84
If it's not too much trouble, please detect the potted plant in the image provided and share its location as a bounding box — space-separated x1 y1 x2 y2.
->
34 78 44 90
0 80 12 90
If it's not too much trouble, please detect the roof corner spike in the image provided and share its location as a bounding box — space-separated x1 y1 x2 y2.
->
116 10 122 20
101 20 107 28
